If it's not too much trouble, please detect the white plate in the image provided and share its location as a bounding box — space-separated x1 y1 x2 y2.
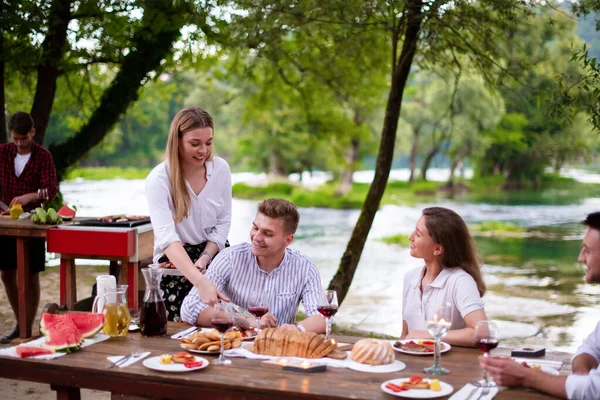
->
539 366 559 376
392 340 451 356
345 353 406 373
381 378 453 398
143 356 209 372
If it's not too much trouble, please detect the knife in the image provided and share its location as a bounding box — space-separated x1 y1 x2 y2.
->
0 200 8 212
170 326 199 340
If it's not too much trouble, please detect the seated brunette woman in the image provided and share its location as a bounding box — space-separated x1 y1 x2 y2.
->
400 207 488 347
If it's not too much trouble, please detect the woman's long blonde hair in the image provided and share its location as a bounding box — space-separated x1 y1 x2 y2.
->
166 106 214 223
423 207 486 297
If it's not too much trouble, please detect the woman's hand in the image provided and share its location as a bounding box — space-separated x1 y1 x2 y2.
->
405 330 432 340
195 279 229 305
194 255 210 274
259 312 278 329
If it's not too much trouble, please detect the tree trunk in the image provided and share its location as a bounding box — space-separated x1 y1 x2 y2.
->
420 146 439 181
0 28 6 144
30 0 72 145
49 0 189 179
448 156 459 186
339 137 360 195
408 126 420 184
328 0 424 305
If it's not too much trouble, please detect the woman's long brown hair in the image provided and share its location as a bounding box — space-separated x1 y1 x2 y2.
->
166 106 214 223
423 207 486 297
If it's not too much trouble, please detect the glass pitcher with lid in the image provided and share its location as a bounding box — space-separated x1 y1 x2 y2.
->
139 265 168 336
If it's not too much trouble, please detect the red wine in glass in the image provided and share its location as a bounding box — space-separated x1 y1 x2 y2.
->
317 305 338 318
248 306 269 318
478 338 499 353
212 319 233 333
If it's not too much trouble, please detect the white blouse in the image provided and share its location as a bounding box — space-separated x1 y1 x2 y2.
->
145 157 232 263
402 266 484 332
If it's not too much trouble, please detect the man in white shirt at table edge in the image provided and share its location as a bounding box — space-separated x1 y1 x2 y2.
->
180 198 326 333
481 211 600 399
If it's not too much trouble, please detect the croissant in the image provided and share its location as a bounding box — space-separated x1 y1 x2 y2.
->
252 328 337 358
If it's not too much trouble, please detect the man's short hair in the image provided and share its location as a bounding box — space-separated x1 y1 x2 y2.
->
8 111 34 135
583 212 600 231
257 198 299 234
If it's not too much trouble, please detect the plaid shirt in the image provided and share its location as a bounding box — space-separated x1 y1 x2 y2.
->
0 142 58 211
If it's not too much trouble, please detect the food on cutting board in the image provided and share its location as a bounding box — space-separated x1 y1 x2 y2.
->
40 312 105 352
180 329 243 352
351 338 395 365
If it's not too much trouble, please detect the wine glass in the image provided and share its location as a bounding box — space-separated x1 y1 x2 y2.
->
473 320 499 387
248 290 269 335
211 303 234 365
317 290 338 340
37 188 48 209
424 301 452 375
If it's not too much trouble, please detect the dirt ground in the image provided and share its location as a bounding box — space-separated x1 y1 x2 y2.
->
0 265 111 399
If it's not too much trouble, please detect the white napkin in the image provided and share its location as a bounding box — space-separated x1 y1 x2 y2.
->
449 384 499 400
0 333 111 360
106 351 151 368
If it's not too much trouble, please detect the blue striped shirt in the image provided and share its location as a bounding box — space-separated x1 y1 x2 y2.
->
180 242 325 325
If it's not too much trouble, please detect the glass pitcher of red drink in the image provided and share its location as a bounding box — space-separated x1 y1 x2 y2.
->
139 266 167 336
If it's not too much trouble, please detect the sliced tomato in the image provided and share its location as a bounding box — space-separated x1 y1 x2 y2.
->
385 383 406 392
184 361 204 368
408 375 423 384
422 340 435 345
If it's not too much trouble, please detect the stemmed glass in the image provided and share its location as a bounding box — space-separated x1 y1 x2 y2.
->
211 303 234 365
473 320 499 387
248 290 269 335
424 301 453 375
317 290 338 341
37 188 48 209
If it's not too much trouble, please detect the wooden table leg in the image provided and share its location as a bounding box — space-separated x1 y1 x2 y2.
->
16 238 30 338
120 259 139 312
51 384 81 400
60 258 77 310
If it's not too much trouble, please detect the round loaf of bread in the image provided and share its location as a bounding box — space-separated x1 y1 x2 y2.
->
350 338 395 365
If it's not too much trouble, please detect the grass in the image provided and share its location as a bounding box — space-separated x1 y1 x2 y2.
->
470 221 526 234
64 167 152 181
380 234 410 247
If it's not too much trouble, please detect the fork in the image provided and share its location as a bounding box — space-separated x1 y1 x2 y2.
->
106 350 144 369
477 386 491 400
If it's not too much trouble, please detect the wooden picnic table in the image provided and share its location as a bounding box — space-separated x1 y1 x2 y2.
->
0 322 572 399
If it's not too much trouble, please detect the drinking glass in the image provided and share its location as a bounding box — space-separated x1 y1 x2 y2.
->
424 301 452 375
37 188 48 209
248 290 269 335
473 320 499 387
211 303 234 365
317 290 338 340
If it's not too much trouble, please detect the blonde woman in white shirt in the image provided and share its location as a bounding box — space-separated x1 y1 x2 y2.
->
146 107 231 320
400 207 488 347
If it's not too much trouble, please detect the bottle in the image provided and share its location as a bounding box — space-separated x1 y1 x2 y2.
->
139 265 168 337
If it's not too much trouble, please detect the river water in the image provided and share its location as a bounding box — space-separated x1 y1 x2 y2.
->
57 168 600 352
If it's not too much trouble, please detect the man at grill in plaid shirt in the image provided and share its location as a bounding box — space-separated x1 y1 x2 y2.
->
0 111 57 343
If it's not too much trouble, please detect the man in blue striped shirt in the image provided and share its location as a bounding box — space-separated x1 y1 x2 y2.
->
181 198 326 333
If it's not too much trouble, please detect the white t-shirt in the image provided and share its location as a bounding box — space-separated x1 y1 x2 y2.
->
145 157 232 263
14 153 31 177
402 266 484 331
565 321 600 399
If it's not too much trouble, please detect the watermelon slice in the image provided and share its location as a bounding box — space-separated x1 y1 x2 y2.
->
40 312 104 352
16 346 54 358
57 205 76 220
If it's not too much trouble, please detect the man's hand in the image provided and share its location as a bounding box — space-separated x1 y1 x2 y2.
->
480 356 527 387
259 312 277 329
405 330 432 340
10 193 38 207
279 323 299 332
